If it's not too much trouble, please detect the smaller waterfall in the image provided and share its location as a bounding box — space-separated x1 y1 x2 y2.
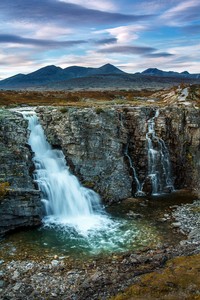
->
125 144 145 196
146 110 174 195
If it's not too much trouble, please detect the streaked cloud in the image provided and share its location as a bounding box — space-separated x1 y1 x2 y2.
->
161 0 200 24
59 0 117 12
94 38 117 45
98 45 156 55
0 34 87 48
145 52 174 58
0 0 152 27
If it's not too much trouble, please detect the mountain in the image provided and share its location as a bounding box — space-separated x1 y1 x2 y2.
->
0 64 200 90
0 63 125 89
142 68 200 79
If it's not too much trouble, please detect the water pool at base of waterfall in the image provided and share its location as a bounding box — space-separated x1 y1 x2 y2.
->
0 191 197 261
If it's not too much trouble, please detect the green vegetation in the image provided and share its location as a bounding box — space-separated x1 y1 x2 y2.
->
111 254 200 300
60 107 69 113
95 107 104 114
0 182 10 199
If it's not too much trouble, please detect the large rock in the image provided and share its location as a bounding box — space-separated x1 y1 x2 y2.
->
0 109 42 235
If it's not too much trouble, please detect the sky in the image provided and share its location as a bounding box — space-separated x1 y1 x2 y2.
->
0 0 200 79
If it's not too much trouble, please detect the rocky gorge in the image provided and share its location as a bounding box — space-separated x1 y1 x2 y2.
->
0 86 200 299
37 103 200 202
1 86 200 232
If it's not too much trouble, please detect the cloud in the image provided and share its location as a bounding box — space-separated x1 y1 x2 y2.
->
101 24 147 44
0 34 87 48
98 45 156 55
0 0 152 27
145 52 174 58
60 0 116 12
94 38 117 45
161 0 200 24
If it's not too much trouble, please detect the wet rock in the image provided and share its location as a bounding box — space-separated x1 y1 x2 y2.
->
0 109 42 236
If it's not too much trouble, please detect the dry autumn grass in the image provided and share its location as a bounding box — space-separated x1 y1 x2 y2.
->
0 89 156 107
111 254 200 300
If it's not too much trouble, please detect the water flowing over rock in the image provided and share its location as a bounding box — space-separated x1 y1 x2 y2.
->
26 114 111 233
144 109 174 195
37 107 132 203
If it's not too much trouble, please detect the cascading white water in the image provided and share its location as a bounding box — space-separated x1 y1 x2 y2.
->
8 109 165 255
146 110 174 195
26 114 113 235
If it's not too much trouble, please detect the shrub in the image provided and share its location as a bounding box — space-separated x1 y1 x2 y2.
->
95 107 104 114
60 107 68 113
0 182 10 199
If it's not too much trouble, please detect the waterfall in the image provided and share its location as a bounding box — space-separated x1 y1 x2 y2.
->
124 144 145 196
146 109 174 195
26 114 110 234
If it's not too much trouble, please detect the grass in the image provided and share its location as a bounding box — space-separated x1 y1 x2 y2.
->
111 254 200 300
0 89 156 108
0 85 199 108
0 182 10 199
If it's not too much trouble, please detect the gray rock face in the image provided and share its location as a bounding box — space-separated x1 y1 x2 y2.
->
38 107 132 202
37 105 200 202
0 109 42 235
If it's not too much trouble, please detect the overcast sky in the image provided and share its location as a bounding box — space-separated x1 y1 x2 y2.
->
0 0 200 79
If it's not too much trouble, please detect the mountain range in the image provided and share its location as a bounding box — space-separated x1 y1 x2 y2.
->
0 64 200 90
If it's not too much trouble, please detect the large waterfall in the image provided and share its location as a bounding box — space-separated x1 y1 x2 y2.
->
146 110 174 195
26 114 111 234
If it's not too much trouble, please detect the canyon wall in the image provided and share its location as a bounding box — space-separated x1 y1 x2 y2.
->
0 109 42 235
38 105 200 202
0 104 199 235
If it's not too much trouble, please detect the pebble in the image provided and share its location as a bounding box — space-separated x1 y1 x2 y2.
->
0 200 199 300
13 283 22 291
172 222 181 228
12 270 20 280
51 260 59 267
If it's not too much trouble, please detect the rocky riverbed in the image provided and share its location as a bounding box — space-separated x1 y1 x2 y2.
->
0 198 199 300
